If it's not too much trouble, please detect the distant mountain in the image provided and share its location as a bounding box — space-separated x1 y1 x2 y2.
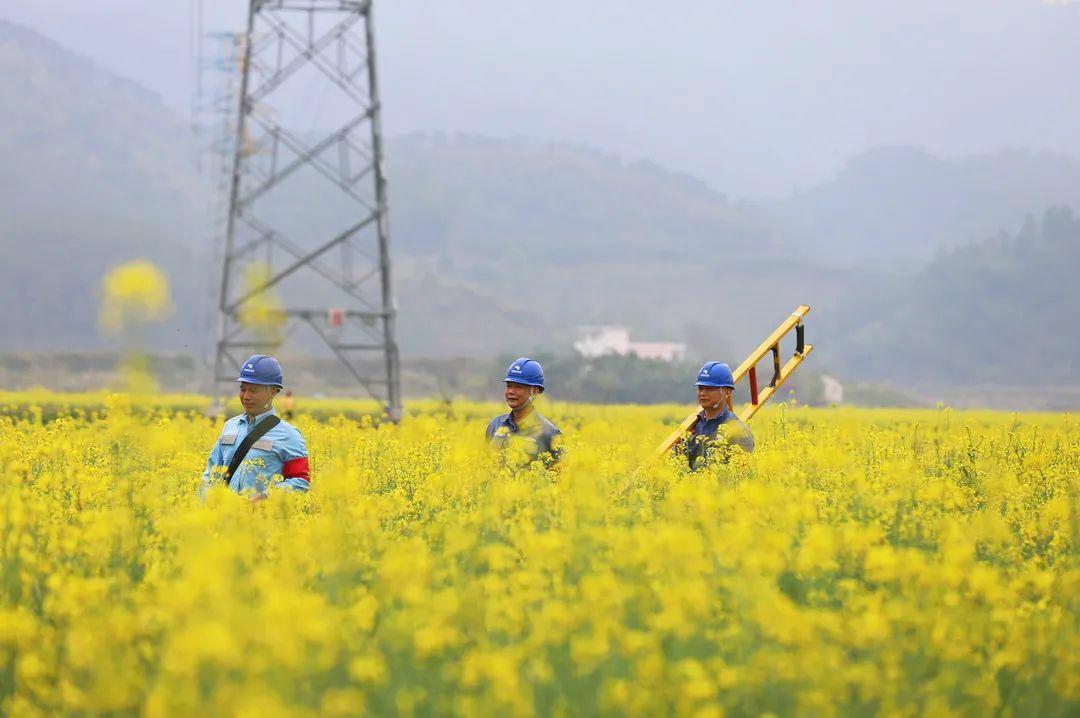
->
0 20 197 218
0 18 800 359
0 19 206 350
3 18 1077 391
388 135 776 260
772 145 1080 267
248 133 793 355
824 205 1080 384
385 135 797 356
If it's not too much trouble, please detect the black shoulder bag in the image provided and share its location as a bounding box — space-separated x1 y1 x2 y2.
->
224 415 281 483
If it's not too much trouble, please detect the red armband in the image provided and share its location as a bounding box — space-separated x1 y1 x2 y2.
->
282 457 310 483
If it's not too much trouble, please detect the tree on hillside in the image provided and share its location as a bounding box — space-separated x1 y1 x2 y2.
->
827 206 1080 384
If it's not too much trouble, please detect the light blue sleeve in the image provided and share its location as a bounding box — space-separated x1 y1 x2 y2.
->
273 427 310 493
200 436 225 496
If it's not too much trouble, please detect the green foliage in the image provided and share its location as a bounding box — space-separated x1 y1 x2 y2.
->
493 353 849 407
828 206 1080 383
501 352 702 405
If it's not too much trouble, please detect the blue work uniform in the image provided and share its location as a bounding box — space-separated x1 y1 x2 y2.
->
685 408 754 470
202 409 310 494
486 410 563 467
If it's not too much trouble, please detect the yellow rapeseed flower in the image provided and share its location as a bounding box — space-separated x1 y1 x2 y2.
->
0 394 1073 716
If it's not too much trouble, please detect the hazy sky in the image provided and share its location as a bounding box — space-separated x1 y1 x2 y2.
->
4 0 1079 196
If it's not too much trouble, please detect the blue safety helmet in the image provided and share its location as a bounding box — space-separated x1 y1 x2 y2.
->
235 354 284 388
504 357 545 392
695 361 734 389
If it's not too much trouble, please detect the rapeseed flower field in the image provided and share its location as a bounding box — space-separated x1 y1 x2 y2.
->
0 392 1076 717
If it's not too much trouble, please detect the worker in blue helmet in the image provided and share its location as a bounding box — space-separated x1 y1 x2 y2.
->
485 357 563 468
683 361 754 469
201 354 311 501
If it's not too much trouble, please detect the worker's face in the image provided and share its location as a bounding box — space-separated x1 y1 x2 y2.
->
505 381 539 410
697 385 731 411
238 382 278 415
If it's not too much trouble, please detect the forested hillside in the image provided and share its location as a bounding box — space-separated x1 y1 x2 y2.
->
0 19 206 349
824 206 1080 383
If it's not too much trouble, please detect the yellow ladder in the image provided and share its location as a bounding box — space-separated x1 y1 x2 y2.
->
655 305 814 456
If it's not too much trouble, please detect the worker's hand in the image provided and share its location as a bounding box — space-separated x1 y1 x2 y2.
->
248 492 268 504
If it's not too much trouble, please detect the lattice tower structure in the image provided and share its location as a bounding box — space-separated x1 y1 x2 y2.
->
214 0 401 420
194 32 244 240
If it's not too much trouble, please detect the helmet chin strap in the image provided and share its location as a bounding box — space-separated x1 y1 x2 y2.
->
253 389 277 416
510 391 536 411
705 388 728 411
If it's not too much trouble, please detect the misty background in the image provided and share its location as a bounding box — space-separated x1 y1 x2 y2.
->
1 1 1078 407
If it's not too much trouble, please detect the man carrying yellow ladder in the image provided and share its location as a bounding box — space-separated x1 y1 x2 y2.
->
683 361 755 469
658 305 814 469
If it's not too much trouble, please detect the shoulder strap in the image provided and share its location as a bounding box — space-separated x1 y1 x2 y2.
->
224 415 281 483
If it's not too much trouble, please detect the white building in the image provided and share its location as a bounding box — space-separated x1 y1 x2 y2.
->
820 374 844 404
574 326 687 363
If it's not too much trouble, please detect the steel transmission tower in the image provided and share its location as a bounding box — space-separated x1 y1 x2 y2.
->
214 0 401 420
194 32 244 347
194 32 244 216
